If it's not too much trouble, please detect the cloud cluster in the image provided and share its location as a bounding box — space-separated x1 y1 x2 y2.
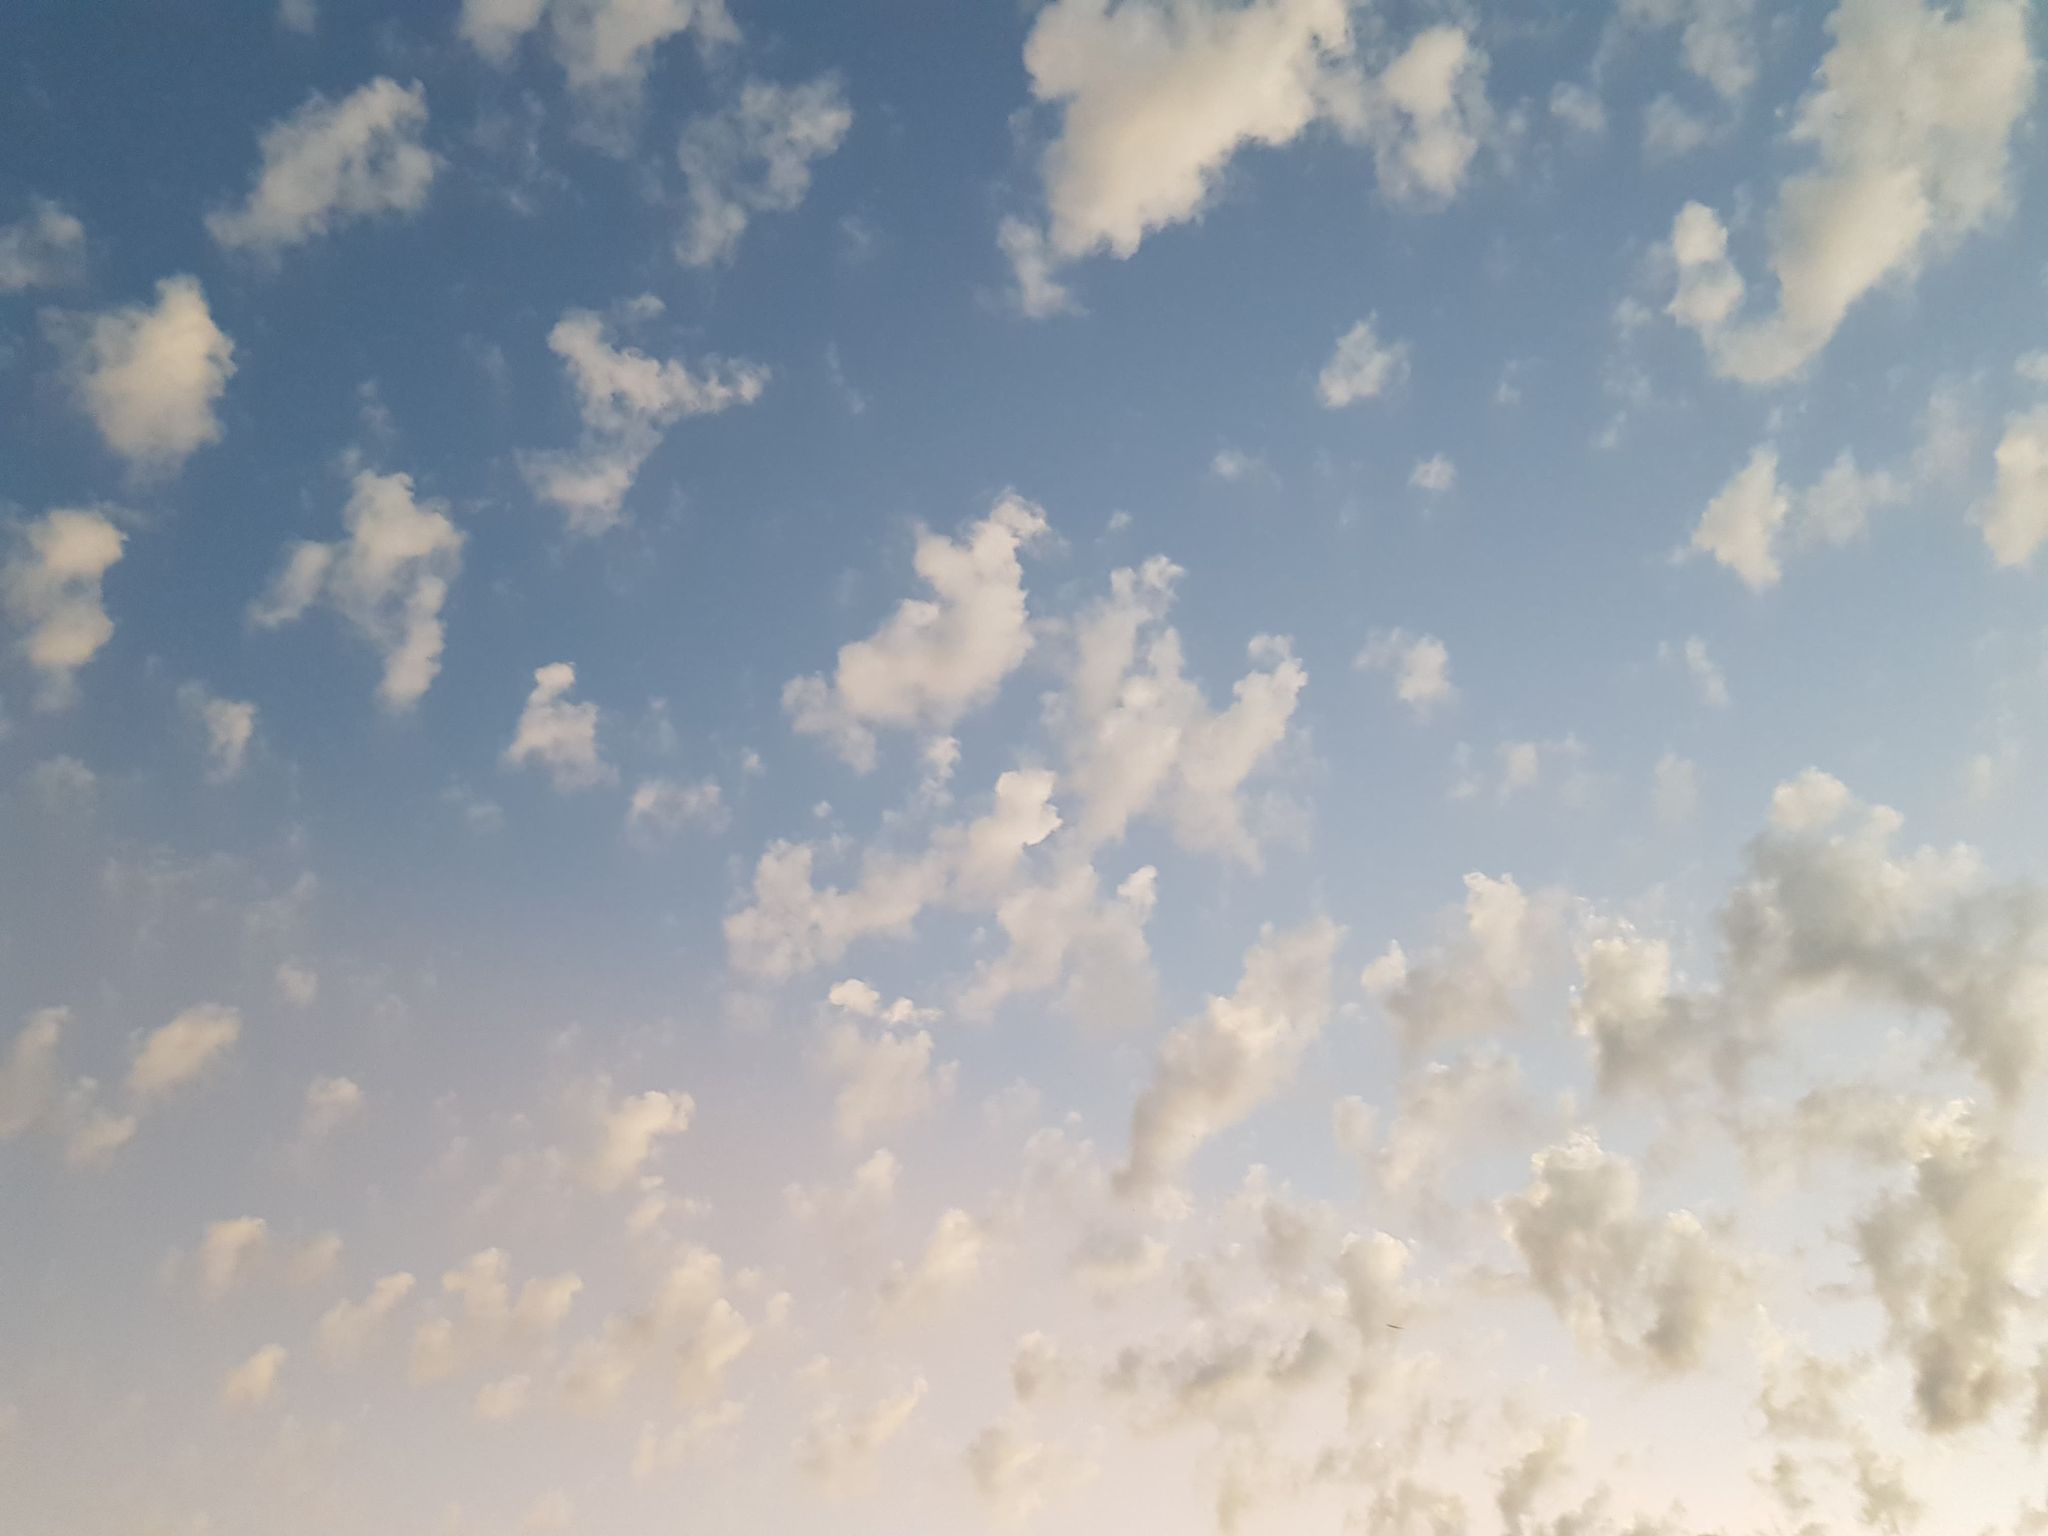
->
1667 0 2034 383
54 276 235 475
676 76 852 266
522 304 769 534
252 469 465 710
207 78 436 256
2 507 124 707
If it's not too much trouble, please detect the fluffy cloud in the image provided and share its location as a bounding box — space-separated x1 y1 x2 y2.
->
877 1207 986 1312
1050 557 1305 862
317 1273 416 1365
127 1004 241 1100
1576 771 2048 1104
579 1082 694 1192
0 198 84 290
197 1216 271 1298
816 986 954 1145
251 469 464 710
960 859 1159 1028
0 1009 65 1141
206 78 436 256
1666 0 2035 383
178 683 256 782
627 776 725 837
1118 919 1340 1193
1364 874 1555 1053
1691 444 1908 589
784 496 1047 770
1356 628 1453 713
1316 316 1410 407
504 663 613 790
1502 1130 1742 1372
1007 2 1485 304
410 1249 583 1386
1978 405 2048 567
2 508 124 707
54 276 234 475
676 76 852 267
795 1376 927 1488
460 0 737 106
222 1344 287 1408
521 305 768 534
1408 454 1456 493
558 1246 750 1410
300 1075 362 1141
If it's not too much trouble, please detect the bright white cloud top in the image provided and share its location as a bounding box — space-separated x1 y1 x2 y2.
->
4 4 2048 1536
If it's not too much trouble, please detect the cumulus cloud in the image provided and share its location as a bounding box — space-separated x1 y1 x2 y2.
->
1118 919 1340 1193
0 198 84 290
816 987 954 1145
1691 444 1908 589
300 1076 362 1141
504 662 613 790
578 1081 694 1192
1666 0 2035 383
878 1207 986 1313
2 508 124 707
1576 770 2048 1105
521 305 768 534
676 76 852 267
558 1246 751 1411
222 1344 287 1408
1049 557 1306 862
1408 454 1456 493
1317 316 1410 407
0 1010 64 1141
1978 405 2048 567
460 0 737 109
197 1216 271 1298
178 683 256 782
784 496 1047 770
53 276 234 475
1364 874 1556 1054
961 859 1159 1029
317 1273 416 1365
796 1376 927 1488
206 78 436 256
251 469 464 710
627 776 725 837
1006 1 1485 305
127 1004 241 1101
1502 1130 1742 1371
1356 628 1453 713
411 1249 583 1386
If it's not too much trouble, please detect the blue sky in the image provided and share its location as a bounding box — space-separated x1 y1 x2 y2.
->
4 1 2048 1532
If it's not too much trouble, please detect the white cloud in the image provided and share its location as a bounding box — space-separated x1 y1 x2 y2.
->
251 469 464 710
317 1273 416 1365
1008 2 1485 303
0 198 84 290
278 0 317 33
676 76 852 267
960 859 1159 1029
1503 1130 1742 1372
207 78 435 256
1666 0 2035 383
411 1249 583 1386
1050 558 1306 862
460 0 738 105
179 684 256 782
1355 629 1453 714
55 276 234 475
0 1009 65 1141
1317 316 1410 408
878 1208 985 1313
1642 93 1713 160
222 1344 287 1408
1978 405 2048 567
816 990 955 1145
197 1216 270 1298
127 1005 241 1101
1549 81 1605 136
1365 874 1552 1052
1674 635 1729 708
558 1246 748 1410
1691 445 1789 590
1118 919 1340 1193
784 496 1047 771
796 1376 927 1488
997 216 1078 319
579 1083 694 1193
2 508 124 708
300 1076 363 1140
521 306 768 534
504 662 613 791
275 961 319 1008
627 776 725 837
1408 454 1456 493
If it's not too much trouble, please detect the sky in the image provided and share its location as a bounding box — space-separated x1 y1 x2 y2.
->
2 0 2048 1532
